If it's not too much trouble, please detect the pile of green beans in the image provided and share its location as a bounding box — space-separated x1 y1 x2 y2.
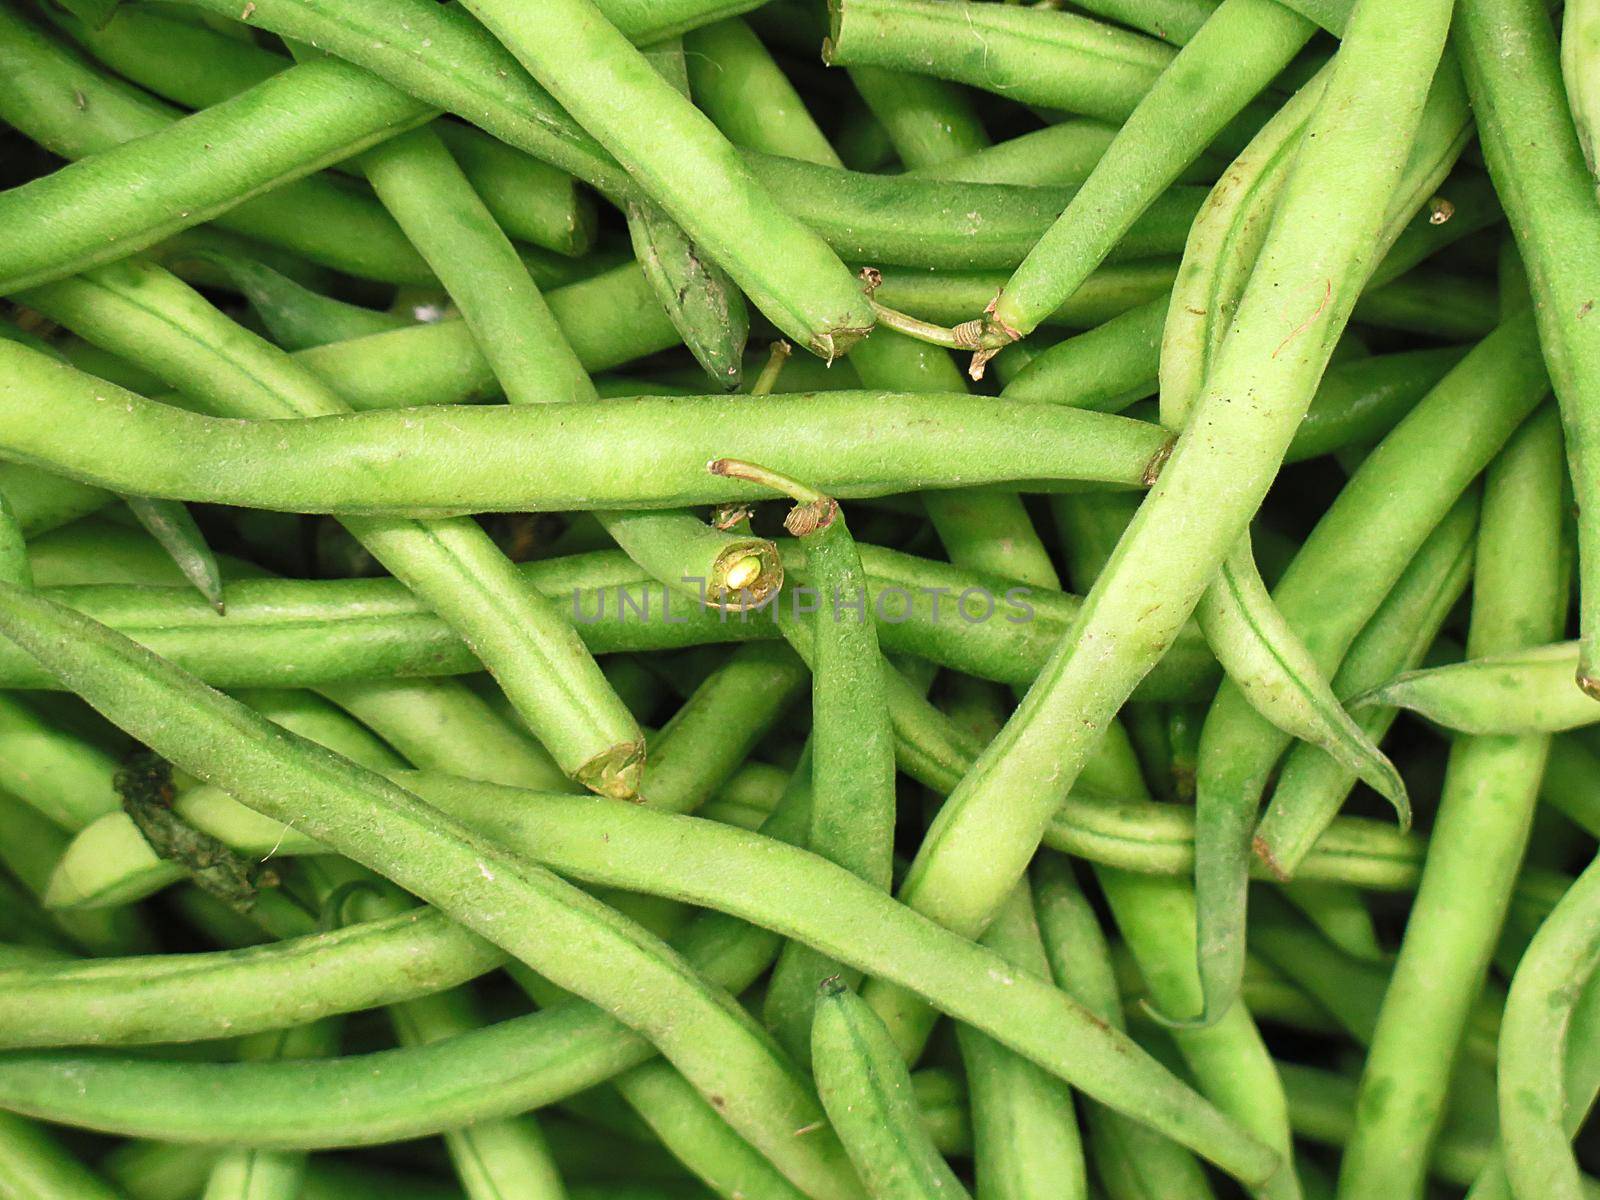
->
3 0 1600 1198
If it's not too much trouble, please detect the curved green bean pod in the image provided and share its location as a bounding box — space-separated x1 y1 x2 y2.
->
1564 0 1600 177
1337 405 1569 1200
1189 312 1549 1023
1255 492 1478 875
824 0 1174 124
844 65 986 172
742 153 1206 271
0 585 866 1200
986 0 1314 343
1494 854 1600 1200
866 0 1453 1049
0 349 1170 514
812 979 974 1200
0 3 432 290
19 264 644 798
1456 0 1600 694
1355 643 1600 735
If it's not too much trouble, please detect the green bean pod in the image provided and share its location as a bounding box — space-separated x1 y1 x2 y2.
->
0 1112 124 1200
1496 854 1600 1200
824 0 1174 123
1188 311 1548 1026
1564 0 1600 176
1337 405 1569 1200
1354 642 1600 735
1456 0 1600 694
0 348 1170 514
844 65 986 171
1254 492 1478 875
42 3 596 257
754 473 895 1067
743 153 1206 271
1072 0 1219 43
0 3 433 289
986 0 1314 342
812 979 973 1200
907 122 1124 188
458 0 874 357
954 882 1088 1200
17 264 645 798
0 585 867 1200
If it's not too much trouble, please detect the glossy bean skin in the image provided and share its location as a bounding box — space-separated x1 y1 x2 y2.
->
1456 0 1600 694
1338 406 1568 1200
824 0 1174 123
987 0 1314 341
0 345 1170 515
0 3 433 289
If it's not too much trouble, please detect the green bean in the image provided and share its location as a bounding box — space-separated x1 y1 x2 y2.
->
20 265 645 799
870 261 1179 334
42 3 596 258
1278 1065 1491 1191
1355 642 1600 735
0 1111 124 1200
1034 857 1218 1200
205 255 411 351
0 493 27 591
984 0 1314 345
683 18 841 168
0 692 119 831
0 903 505 1048
457 0 875 357
0 3 433 290
1282 348 1466 462
863 0 1455 1051
1256 494 1478 874
742 471 893 1066
812 979 973 1200
1565 0 1600 176
1466 870 1600 1200
0 350 1170 513
0 587 866 1200
910 122 1175 189
1349 269 1500 340
1190 312 1549 1024
824 0 1174 123
1338 405 1568 1200
741 154 1204 271
609 1060 805 1200
954 882 1088 1200
1457 0 1600 695
843 66 986 171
